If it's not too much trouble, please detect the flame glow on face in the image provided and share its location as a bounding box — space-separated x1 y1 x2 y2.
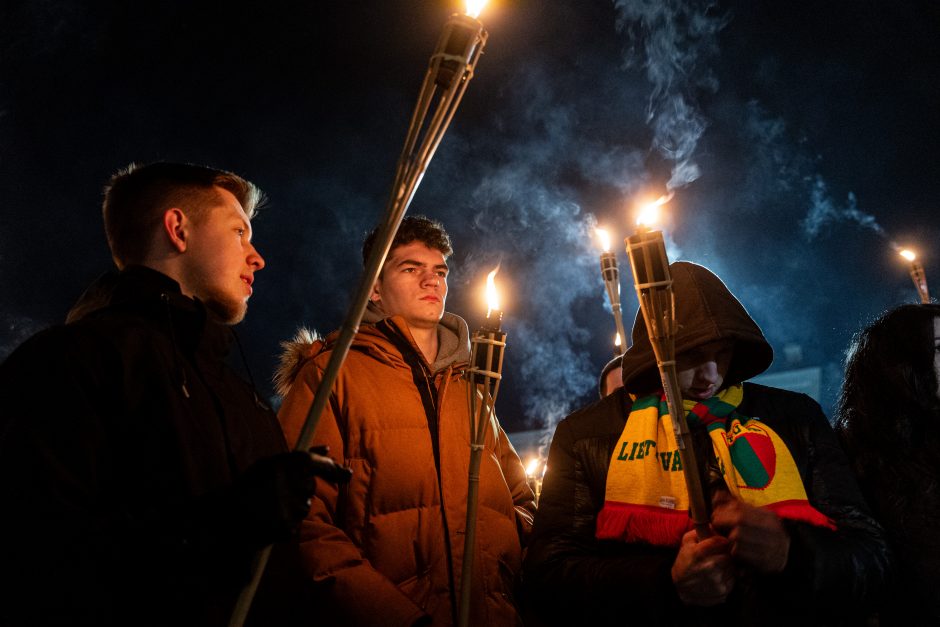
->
900 249 917 262
486 266 500 316
636 192 674 228
465 0 488 19
595 228 611 252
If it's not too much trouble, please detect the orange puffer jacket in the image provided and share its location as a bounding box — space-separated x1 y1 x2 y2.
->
276 313 535 626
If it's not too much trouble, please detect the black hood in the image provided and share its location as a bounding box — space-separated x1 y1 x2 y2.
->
621 261 774 394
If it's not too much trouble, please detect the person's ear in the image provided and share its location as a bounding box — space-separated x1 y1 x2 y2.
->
162 208 188 253
370 278 381 304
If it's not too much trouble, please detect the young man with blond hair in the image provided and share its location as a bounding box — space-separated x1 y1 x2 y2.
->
0 162 319 626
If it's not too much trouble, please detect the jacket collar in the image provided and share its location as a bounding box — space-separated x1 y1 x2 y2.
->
70 265 233 358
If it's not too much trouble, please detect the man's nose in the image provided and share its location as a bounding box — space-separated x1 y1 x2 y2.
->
421 271 440 287
694 360 719 383
248 244 265 271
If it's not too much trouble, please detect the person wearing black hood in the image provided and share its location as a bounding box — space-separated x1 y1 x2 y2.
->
0 163 322 626
523 261 890 626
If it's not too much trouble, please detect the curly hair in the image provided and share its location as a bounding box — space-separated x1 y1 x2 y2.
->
361 215 453 269
836 303 940 505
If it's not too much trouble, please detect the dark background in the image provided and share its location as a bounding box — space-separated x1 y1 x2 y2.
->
2 0 938 433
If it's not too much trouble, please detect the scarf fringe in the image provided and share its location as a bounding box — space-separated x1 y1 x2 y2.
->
766 499 837 530
596 502 692 546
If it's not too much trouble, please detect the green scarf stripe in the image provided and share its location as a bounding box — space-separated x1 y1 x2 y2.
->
630 395 661 412
705 419 731 434
730 438 771 488
702 396 737 417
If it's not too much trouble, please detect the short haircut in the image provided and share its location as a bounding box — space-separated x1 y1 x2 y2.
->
102 162 264 268
361 215 453 268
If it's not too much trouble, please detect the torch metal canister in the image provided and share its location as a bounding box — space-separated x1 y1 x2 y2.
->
459 309 506 627
600 250 628 355
624 228 711 536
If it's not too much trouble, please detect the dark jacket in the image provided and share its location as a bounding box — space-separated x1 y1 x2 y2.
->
523 262 890 625
0 266 311 626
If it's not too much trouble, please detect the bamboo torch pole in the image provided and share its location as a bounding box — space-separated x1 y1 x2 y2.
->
624 202 711 538
899 249 930 304
228 8 489 626
458 268 506 627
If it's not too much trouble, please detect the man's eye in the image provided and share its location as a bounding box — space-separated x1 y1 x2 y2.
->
236 229 245 237
437 271 448 278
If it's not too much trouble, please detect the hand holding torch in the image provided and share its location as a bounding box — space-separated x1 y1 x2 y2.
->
459 268 506 627
624 199 711 538
229 4 489 625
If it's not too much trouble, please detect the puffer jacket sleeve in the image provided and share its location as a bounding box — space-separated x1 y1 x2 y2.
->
494 420 536 542
522 413 686 624
769 393 892 617
277 359 428 627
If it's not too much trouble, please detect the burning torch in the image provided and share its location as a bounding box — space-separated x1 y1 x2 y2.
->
525 456 547 503
229 4 489 625
597 228 628 355
899 248 930 304
459 267 507 627
623 196 711 538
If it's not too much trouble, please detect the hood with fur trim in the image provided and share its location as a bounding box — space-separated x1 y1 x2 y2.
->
621 261 774 394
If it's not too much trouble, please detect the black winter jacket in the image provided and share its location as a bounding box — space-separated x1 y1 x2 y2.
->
0 266 311 626
523 383 891 626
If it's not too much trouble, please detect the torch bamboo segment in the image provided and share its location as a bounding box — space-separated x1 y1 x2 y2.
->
624 230 712 535
459 327 506 627
910 260 930 303
228 12 489 627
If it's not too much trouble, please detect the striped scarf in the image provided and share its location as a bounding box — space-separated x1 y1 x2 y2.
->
595 385 835 546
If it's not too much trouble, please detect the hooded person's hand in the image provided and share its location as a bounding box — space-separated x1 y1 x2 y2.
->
671 528 735 606
710 487 790 574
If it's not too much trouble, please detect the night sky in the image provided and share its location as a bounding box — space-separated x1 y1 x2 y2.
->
2 0 938 433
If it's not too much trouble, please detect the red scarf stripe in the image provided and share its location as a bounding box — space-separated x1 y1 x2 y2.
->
765 499 837 530
596 501 694 547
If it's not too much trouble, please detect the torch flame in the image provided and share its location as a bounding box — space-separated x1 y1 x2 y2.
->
900 249 917 262
525 458 540 478
595 227 611 252
636 192 674 228
486 266 500 316
615 332 622 347
465 0 488 19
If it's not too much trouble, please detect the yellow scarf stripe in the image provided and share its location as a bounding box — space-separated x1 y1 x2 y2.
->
596 385 835 546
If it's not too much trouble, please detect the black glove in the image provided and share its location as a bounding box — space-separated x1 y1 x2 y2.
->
231 451 319 547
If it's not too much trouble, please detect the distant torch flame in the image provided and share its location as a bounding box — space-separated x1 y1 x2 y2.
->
615 332 622 347
636 192 674 228
465 0 488 19
900 249 916 262
525 458 540 478
486 266 500 316
595 228 611 252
